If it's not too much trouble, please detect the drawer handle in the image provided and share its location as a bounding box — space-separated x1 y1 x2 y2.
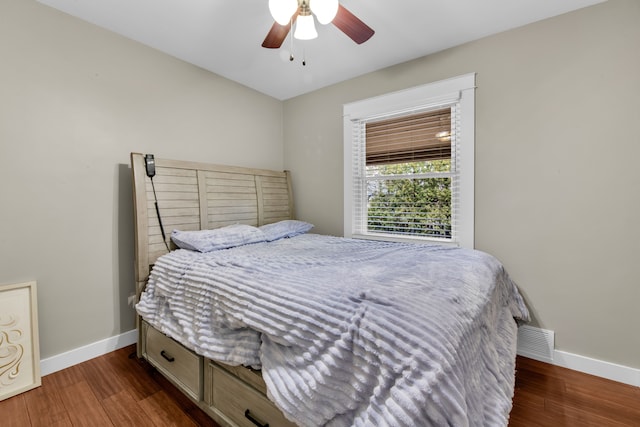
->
160 350 175 362
244 409 269 427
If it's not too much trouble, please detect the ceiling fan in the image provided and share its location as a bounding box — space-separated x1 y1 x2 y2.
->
262 0 374 49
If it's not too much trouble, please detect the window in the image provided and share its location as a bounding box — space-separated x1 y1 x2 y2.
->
343 74 475 248
365 108 453 239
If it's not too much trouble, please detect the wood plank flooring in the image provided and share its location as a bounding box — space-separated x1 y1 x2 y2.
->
1 345 217 427
510 356 640 426
1 344 638 426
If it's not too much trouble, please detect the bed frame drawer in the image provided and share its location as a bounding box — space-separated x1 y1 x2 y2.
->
208 362 297 427
145 324 203 401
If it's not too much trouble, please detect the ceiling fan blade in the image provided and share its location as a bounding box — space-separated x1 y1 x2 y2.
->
262 10 299 49
262 21 291 48
332 4 374 44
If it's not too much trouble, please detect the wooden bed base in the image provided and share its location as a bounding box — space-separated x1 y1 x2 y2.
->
130 153 297 427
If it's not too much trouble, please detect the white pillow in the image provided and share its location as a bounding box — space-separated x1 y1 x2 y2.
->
171 224 266 252
259 220 314 242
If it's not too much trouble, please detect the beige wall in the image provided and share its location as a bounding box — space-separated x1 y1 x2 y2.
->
284 0 640 369
0 0 283 358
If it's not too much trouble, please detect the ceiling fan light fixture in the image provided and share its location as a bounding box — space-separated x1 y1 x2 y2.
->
294 14 318 40
269 0 298 25
310 0 339 25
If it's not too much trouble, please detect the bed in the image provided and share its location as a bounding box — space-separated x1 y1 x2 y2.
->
130 152 529 427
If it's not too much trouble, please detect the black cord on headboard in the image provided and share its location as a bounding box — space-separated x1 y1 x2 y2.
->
145 154 170 252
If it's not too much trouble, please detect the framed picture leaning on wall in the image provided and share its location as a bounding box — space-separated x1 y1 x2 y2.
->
0 281 41 401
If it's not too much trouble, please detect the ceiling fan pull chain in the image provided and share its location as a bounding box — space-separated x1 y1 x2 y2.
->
289 17 295 61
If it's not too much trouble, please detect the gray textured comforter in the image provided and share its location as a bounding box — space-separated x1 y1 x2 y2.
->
137 234 529 426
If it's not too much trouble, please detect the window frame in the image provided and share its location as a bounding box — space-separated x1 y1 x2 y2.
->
343 73 476 248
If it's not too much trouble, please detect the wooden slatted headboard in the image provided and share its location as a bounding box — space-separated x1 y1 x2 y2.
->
130 152 294 297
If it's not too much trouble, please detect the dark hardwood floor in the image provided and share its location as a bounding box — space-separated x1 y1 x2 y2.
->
510 356 640 426
1 344 638 426
1 345 217 427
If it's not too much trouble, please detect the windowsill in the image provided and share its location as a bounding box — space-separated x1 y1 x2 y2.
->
348 232 459 247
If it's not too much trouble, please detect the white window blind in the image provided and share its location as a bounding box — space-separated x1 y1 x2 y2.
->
351 105 460 241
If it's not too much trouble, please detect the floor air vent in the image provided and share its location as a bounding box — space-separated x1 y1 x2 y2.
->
517 325 555 363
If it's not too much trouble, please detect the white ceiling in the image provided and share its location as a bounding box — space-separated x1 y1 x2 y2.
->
37 0 605 100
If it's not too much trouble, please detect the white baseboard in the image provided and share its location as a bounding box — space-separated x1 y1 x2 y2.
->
517 325 639 387
517 325 640 387
551 349 640 388
40 329 137 376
